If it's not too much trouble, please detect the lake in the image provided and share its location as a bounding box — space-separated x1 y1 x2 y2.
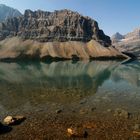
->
0 60 140 139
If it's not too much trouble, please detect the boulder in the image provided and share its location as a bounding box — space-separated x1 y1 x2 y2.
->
3 115 26 125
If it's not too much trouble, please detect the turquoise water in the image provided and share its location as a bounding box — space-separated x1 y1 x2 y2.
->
0 60 140 116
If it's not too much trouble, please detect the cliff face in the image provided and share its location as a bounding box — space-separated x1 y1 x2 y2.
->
0 4 22 22
0 9 111 46
0 9 128 60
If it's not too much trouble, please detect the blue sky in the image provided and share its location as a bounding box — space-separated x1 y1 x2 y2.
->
0 0 140 36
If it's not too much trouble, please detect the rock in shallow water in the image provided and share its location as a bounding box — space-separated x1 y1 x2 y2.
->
67 127 88 138
133 131 140 138
55 109 63 114
114 108 130 119
3 115 26 125
133 124 140 131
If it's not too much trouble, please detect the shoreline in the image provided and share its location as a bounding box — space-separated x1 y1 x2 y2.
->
1 108 140 139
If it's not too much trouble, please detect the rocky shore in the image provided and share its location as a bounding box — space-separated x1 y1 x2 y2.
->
1 106 140 140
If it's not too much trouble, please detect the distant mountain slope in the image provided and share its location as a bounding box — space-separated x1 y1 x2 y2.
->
112 28 140 58
125 27 140 41
0 4 22 22
111 32 124 43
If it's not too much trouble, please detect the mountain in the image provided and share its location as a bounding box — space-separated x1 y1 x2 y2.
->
125 27 140 40
112 28 140 58
0 4 22 22
0 9 128 60
111 32 124 43
0 9 111 45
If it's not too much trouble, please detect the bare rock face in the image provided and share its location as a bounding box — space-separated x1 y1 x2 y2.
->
0 9 129 60
0 9 111 46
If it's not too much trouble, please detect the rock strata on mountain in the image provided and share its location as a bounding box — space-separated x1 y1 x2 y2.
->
0 9 111 45
0 9 128 60
0 4 22 22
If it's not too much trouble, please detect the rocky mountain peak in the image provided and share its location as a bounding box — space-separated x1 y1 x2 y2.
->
0 4 22 22
0 9 111 47
111 32 124 43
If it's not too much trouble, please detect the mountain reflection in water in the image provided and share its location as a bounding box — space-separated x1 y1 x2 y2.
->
0 60 140 114
0 61 117 89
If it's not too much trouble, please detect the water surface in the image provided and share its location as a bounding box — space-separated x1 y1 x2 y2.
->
0 60 140 117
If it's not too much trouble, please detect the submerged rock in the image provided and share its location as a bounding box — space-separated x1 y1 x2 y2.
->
4 116 14 125
67 127 88 138
133 124 140 131
3 115 26 125
79 109 88 115
114 108 130 119
133 131 140 138
55 109 62 114
83 123 97 130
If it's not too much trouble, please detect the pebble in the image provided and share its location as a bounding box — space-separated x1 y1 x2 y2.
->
79 109 88 115
91 107 96 112
133 124 140 131
107 109 112 112
67 127 88 138
83 123 97 130
56 109 62 114
4 115 26 125
80 100 86 104
133 131 140 138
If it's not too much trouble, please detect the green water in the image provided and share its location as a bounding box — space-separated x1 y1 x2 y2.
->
0 60 140 116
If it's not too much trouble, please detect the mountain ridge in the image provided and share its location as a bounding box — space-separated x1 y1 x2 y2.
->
112 27 140 58
0 8 128 60
0 4 22 22
0 9 111 46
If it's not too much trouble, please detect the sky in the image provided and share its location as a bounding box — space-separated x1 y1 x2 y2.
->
0 0 140 36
